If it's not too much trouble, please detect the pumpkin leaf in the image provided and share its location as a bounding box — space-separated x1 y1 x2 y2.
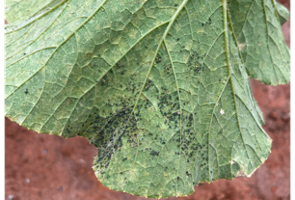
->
5 0 289 198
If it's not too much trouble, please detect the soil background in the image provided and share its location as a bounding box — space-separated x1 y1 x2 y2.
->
5 1 291 199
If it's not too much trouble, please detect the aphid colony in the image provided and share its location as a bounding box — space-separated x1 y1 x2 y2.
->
62 42 210 183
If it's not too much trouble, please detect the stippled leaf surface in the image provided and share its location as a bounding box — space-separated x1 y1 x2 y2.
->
5 0 289 198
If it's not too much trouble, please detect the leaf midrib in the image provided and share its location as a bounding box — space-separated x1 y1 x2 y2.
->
222 0 260 174
123 0 190 196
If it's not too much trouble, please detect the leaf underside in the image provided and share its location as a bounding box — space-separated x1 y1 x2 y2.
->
5 0 289 198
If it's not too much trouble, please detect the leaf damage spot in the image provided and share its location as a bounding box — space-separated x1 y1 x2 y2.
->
236 170 247 178
238 43 246 50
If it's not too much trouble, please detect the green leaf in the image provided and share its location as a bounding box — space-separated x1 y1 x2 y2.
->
5 0 67 23
275 1 290 25
5 0 288 198
228 0 290 85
